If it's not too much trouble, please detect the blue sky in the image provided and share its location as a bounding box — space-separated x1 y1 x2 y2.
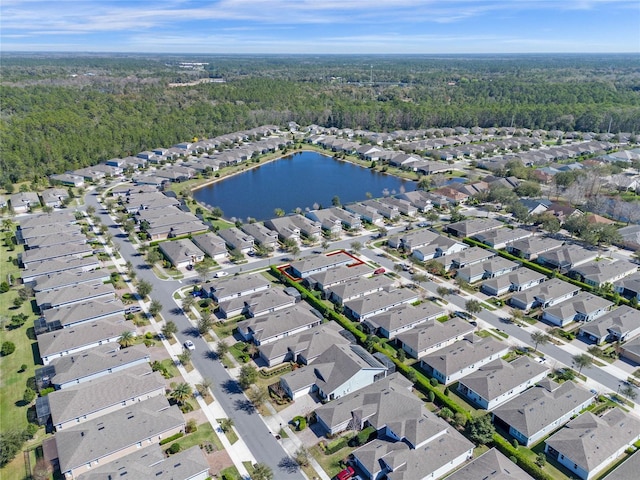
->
1 0 639 53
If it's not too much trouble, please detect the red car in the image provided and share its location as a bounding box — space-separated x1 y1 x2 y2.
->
373 267 385 275
336 466 355 480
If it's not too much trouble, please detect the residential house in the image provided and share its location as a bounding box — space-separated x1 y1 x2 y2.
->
49 173 85 187
537 244 599 272
387 229 440 252
344 288 419 321
327 275 394 305
289 251 356 279
37 318 134 365
506 236 564 261
617 224 640 250
218 288 295 319
46 396 184 479
614 272 640 301
620 336 640 365
10 191 40 213
519 199 552 216
492 379 594 446
240 223 279 250
190 232 228 261
236 305 322 345
315 373 474 480
395 190 433 212
446 218 504 238
20 243 94 268
216 227 255 254
541 292 613 327
579 306 640 345
360 199 400 220
159 239 205 268
509 278 581 311
438 246 495 271
411 235 467 262
396 318 475 359
264 216 301 243
35 283 116 312
457 356 549 410
443 448 535 480
24 230 86 249
74 444 209 480
544 409 640 480
33 269 111 294
419 335 509 384
304 263 373 292
365 302 447 340
257 322 351 367
431 186 469 204
378 197 417 217
456 256 520 283
202 274 270 303
306 207 362 232
343 203 384 226
571 261 637 288
603 449 640 480
481 268 547 296
38 299 125 331
35 343 150 391
279 343 388 400
40 188 70 208
37 365 164 430
474 228 534 250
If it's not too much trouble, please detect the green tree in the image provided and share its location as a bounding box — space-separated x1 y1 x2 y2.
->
169 382 193 406
294 446 310 467
1 341 16 356
23 388 36 404
620 385 637 401
219 418 234 433
465 299 482 315
216 341 229 359
436 286 451 298
177 350 192 366
149 300 163 317
136 279 153 299
331 195 341 207
197 315 213 335
530 331 550 352
238 364 258 390
196 378 213 399
181 295 195 312
515 181 541 197
274 208 285 217
572 353 592 375
247 385 269 408
466 415 495 444
350 241 363 253
251 463 274 480
162 320 178 338
118 330 136 348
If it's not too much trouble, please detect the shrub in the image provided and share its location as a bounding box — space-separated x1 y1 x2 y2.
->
168 442 181 454
1 341 16 356
352 426 376 447
427 391 435 403
430 378 438 387
39 387 55 396
325 437 348 455
159 432 184 445
23 388 36 404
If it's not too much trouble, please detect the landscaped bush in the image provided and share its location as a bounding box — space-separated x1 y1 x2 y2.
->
167 442 182 454
325 436 348 455
159 432 184 445
492 434 555 480
1 341 16 356
351 426 376 447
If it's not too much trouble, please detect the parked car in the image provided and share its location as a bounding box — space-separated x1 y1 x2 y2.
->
125 305 142 314
183 340 196 351
373 268 386 275
336 466 355 480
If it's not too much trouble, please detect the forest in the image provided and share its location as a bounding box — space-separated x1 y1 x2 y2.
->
1 53 640 186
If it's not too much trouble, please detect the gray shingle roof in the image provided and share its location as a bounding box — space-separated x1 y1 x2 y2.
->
396 318 474 354
545 409 640 475
305 263 373 288
42 299 125 327
458 356 549 403
237 305 321 343
492 381 594 440
55 396 184 475
421 335 508 376
443 448 534 480
47 365 164 427
579 305 640 340
345 288 419 318
367 303 447 336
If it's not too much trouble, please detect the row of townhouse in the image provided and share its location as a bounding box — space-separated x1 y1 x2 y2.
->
13 211 209 480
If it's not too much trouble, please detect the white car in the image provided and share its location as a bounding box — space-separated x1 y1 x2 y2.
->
214 271 229 278
183 340 195 351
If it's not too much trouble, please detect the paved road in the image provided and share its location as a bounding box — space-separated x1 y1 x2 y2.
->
85 191 306 479
366 247 640 400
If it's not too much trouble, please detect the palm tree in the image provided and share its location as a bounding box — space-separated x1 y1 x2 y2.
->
572 353 592 375
251 463 273 480
170 382 193 406
181 295 195 313
118 330 136 348
219 418 234 433
530 331 550 352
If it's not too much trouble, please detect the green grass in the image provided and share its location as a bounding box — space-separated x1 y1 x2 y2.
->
219 466 242 479
0 233 47 478
156 358 180 379
216 420 239 444
163 422 222 452
310 441 352 478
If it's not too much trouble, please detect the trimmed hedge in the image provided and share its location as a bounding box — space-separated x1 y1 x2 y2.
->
492 434 554 480
159 432 184 445
325 436 348 455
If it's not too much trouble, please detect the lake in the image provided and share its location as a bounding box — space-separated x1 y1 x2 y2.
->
193 151 415 222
